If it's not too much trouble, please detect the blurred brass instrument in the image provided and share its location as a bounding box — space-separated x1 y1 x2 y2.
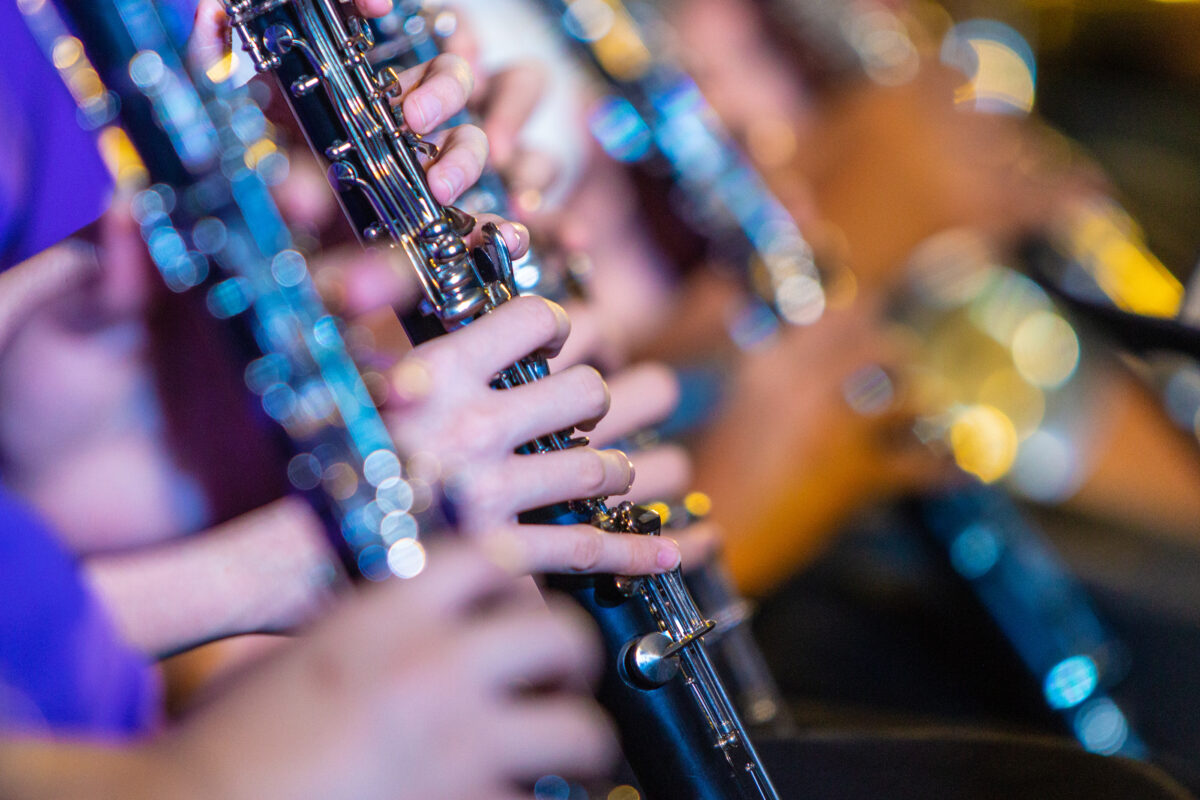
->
222 1 780 797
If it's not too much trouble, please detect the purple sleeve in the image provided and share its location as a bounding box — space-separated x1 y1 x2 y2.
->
0 1 113 270
0 487 161 738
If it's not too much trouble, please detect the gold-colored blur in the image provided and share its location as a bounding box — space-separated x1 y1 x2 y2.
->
607 786 642 800
205 51 239 84
243 138 280 171
565 0 652 81
1058 202 1183 318
950 404 1019 482
97 126 149 187
683 490 713 519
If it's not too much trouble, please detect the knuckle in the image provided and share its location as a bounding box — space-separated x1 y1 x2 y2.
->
575 449 610 495
436 53 474 97
570 365 610 418
567 528 606 573
510 295 562 345
408 339 451 378
448 404 505 458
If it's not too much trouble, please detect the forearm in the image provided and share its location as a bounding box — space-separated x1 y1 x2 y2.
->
85 497 344 657
0 739 184 800
0 242 97 355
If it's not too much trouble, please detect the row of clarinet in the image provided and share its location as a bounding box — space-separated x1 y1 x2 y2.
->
30 0 1200 796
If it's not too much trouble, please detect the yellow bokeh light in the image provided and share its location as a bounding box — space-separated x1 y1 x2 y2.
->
97 126 148 187
51 36 82 70
243 138 278 171
950 404 1019 483
683 491 713 519
607 786 641 800
1064 204 1183 318
1011 311 1080 389
645 501 671 526
205 51 238 84
962 39 1037 113
978 367 1045 440
67 67 104 102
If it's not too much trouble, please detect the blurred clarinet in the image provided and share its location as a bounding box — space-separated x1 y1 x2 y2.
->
764 0 1146 758
539 0 825 337
32 0 438 581
221 1 780 797
539 0 1149 759
365 0 795 737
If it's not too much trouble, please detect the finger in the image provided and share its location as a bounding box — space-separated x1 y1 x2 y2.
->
461 601 599 690
188 0 228 73
422 125 489 205
363 541 519 622
309 246 421 317
548 302 611 371
497 698 619 781
438 8 480 72
271 152 339 231
620 445 693 505
341 249 423 317
354 0 395 18
417 295 569 380
465 214 531 260
486 523 682 576
587 362 680 447
396 54 475 134
673 522 723 571
493 364 610 447
478 61 548 169
0 240 99 350
454 448 632 525
506 149 562 215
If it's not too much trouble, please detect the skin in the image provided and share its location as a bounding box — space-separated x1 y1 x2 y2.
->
0 542 618 800
0 37 680 659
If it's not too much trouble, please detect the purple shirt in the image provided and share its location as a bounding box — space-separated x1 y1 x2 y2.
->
0 487 161 737
0 1 112 270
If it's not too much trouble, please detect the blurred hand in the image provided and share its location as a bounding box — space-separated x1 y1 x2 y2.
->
694 301 950 595
120 542 616 800
585 362 693 506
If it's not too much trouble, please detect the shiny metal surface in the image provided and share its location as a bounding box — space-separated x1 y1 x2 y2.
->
228 2 780 796
35 0 427 580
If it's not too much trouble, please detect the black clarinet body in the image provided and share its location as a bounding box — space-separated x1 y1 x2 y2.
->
369 1 797 741
223 1 781 797
37 0 434 579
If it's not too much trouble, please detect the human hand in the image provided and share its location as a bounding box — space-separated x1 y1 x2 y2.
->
382 296 681 575
694 301 950 594
585 362 693 506
151 541 618 800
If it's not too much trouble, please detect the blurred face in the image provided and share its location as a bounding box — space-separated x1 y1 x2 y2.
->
0 200 203 554
668 0 810 162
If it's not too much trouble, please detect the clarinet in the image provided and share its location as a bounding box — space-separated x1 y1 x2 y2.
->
365 0 572 302
222 2 781 797
32 0 437 581
762 0 1147 757
538 0 825 341
543 0 1153 759
369 1 796 737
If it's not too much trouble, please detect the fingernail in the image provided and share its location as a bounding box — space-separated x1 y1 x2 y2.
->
435 166 465 202
411 94 442 132
657 541 681 571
